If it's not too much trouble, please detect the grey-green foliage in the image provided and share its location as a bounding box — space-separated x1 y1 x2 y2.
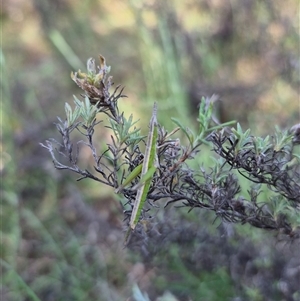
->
42 55 300 243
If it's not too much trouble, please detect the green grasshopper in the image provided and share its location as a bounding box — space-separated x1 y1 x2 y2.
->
118 103 159 243
130 103 159 230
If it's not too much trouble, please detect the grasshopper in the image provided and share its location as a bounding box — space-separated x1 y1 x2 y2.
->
119 103 159 243
130 103 159 229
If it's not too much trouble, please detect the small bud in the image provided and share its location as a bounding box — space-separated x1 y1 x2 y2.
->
87 57 96 74
289 123 300 145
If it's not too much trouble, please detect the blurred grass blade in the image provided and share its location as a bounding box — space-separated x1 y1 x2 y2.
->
1 259 41 301
132 283 151 301
49 29 85 70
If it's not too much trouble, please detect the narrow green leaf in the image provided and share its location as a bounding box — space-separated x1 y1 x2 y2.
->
171 118 194 145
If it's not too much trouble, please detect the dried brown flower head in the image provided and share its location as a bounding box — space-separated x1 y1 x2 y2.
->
71 54 113 105
71 55 126 122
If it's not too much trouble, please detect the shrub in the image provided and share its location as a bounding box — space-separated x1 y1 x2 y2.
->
41 55 300 244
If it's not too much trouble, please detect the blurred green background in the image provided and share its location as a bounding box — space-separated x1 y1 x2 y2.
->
1 1 299 300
